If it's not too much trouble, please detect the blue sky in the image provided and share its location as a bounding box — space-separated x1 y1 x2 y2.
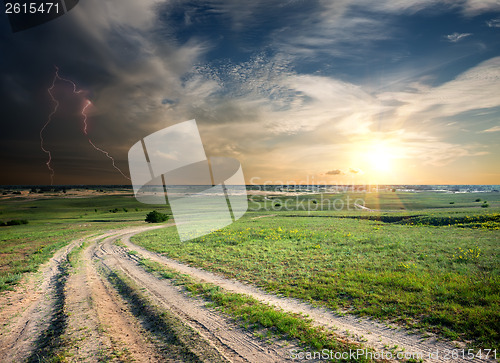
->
1 0 499 184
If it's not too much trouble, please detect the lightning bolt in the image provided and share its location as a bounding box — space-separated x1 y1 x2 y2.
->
80 99 131 181
40 68 59 185
41 67 130 184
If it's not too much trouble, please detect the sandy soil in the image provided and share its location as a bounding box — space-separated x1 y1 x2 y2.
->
0 224 496 362
0 237 84 361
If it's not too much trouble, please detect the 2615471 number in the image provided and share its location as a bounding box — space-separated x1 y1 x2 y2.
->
5 2 60 14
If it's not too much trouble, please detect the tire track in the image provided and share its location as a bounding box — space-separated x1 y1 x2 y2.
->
93 231 296 362
0 238 82 362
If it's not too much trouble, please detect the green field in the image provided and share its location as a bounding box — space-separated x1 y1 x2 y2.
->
132 191 500 350
1 188 499 352
0 189 170 291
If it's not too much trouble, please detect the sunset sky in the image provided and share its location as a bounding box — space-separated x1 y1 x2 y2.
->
1 0 499 185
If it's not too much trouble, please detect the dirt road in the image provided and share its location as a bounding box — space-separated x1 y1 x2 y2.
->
0 225 495 362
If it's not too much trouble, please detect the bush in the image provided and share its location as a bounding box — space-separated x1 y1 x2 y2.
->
481 203 489 208
145 210 169 223
0 219 28 226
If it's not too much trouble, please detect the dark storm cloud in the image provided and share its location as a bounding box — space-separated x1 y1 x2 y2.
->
0 0 211 184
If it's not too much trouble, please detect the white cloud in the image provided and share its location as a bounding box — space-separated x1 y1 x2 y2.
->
480 125 500 132
200 54 499 172
61 0 499 176
462 0 500 15
486 18 500 27
445 32 473 42
384 57 500 121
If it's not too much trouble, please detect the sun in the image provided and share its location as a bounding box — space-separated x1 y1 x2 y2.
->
367 143 393 173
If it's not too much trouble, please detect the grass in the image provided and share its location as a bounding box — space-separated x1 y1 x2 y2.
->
0 190 169 292
132 191 500 351
136 257 372 362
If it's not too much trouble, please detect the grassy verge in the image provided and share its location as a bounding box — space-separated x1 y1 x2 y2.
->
132 209 500 351
136 257 374 362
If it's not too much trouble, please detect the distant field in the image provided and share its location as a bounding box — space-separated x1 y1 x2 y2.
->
247 190 500 213
0 190 169 291
133 191 500 350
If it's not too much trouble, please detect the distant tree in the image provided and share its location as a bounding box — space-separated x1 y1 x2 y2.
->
475 198 481 202
145 210 169 223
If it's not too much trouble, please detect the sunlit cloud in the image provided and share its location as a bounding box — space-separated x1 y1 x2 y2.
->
479 126 500 133
349 168 363 174
383 57 500 121
326 169 344 175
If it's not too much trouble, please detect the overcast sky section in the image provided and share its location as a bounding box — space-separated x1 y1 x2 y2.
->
0 0 499 185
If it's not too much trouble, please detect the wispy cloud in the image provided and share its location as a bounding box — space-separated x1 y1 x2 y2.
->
445 32 473 42
383 57 500 121
486 18 500 27
349 168 363 174
326 169 343 175
480 126 500 133
462 0 500 15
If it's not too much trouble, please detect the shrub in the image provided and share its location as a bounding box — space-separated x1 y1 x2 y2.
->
145 210 169 223
481 203 489 208
475 198 481 202
449 202 455 204
0 219 28 226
